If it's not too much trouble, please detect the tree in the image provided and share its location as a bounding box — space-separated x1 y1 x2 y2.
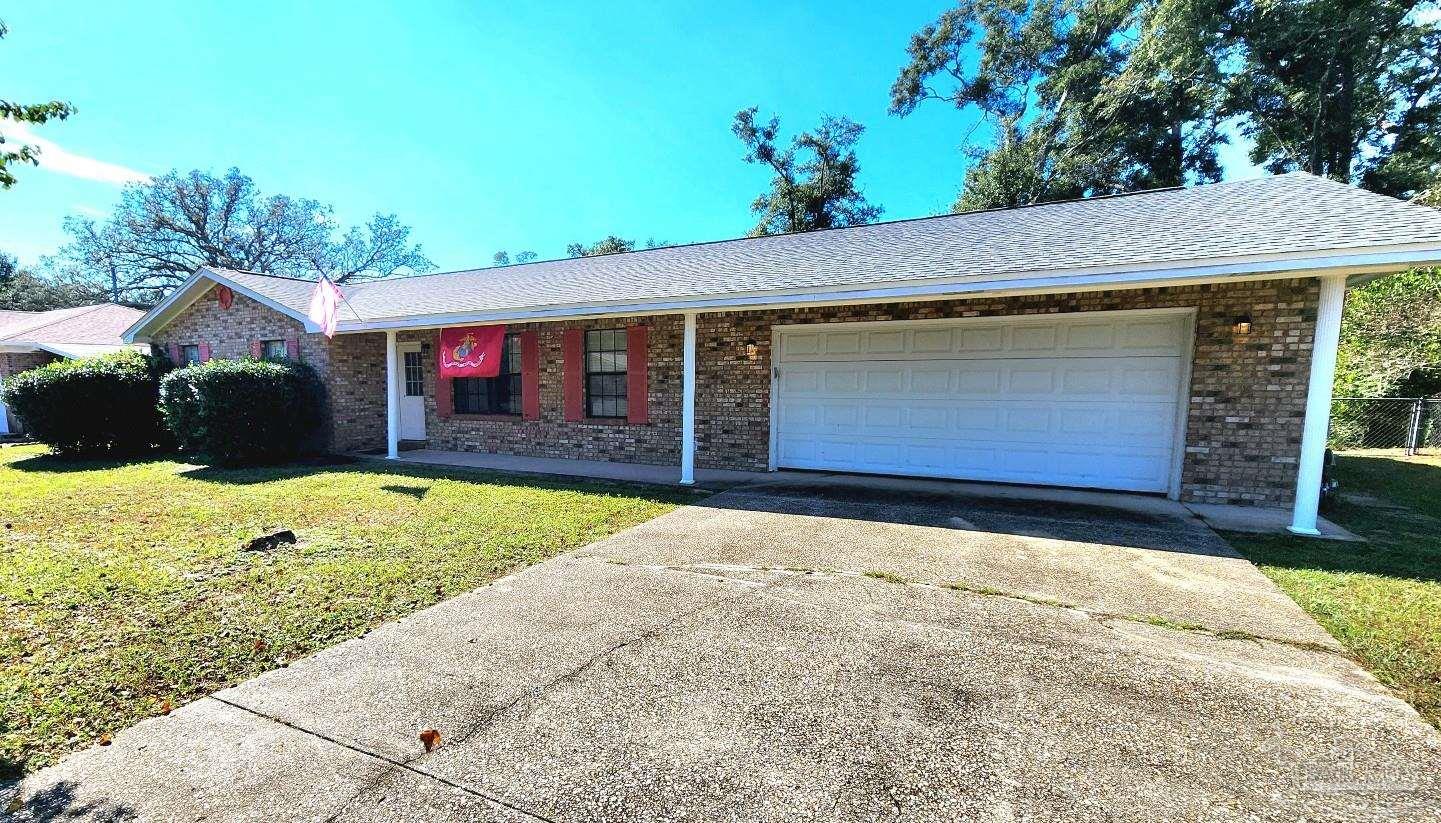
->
1226 0 1439 198
564 237 668 258
0 21 75 189
492 250 537 266
0 252 106 311
890 0 1229 211
51 169 433 304
892 0 1440 209
732 108 883 235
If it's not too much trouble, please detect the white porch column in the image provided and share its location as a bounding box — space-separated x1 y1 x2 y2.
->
680 311 698 485
1289 273 1348 535
385 329 400 460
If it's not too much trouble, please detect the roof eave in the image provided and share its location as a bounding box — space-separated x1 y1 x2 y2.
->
123 267 319 343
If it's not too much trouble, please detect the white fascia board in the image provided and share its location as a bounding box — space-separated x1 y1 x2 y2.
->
123 267 317 342
332 243 1441 333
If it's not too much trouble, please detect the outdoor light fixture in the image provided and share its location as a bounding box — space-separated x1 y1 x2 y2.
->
744 338 759 359
1232 315 1253 335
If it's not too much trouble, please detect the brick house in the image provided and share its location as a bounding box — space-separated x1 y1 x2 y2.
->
123 173 1441 534
1 303 147 434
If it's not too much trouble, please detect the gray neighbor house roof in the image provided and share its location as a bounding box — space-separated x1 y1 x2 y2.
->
1 303 148 358
127 172 1441 340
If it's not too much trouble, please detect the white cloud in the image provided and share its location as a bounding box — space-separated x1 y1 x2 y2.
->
71 204 108 218
0 120 150 186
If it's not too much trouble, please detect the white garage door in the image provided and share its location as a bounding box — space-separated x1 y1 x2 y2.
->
772 310 1192 493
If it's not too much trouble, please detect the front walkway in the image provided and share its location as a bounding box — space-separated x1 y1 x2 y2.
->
12 478 1438 820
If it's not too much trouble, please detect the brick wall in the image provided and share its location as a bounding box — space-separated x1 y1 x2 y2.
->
152 278 1321 507
695 278 1320 506
1 352 59 433
405 314 684 465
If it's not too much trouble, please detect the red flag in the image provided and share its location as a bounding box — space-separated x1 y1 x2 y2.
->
438 325 506 377
307 276 344 338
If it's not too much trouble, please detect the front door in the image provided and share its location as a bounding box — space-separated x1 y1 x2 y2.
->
398 344 426 440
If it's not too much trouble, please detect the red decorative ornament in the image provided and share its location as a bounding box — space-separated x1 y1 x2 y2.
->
216 285 234 309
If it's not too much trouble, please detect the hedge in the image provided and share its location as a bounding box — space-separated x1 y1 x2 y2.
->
159 359 326 465
0 350 170 456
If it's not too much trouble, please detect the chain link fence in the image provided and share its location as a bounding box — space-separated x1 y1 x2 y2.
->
1330 397 1441 455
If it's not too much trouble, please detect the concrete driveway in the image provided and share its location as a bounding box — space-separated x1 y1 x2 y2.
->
11 475 1440 821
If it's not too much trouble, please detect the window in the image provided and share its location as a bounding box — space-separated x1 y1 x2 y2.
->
584 328 628 419
262 339 288 361
453 334 521 415
180 344 201 365
403 350 423 396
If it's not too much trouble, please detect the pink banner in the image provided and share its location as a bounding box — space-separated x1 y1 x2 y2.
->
438 325 507 377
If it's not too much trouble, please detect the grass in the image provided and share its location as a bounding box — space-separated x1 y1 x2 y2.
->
1225 451 1441 727
0 444 685 779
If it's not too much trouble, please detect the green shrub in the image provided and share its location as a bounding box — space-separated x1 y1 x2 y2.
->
160 359 327 465
0 350 169 456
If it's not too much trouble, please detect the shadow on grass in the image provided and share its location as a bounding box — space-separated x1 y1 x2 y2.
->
5 452 161 474
381 483 431 500
1230 452 1441 584
6 780 138 822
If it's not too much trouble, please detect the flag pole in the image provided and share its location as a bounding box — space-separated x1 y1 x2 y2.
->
320 271 364 323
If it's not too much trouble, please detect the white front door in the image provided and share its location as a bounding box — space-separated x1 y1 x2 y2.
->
772 309 1193 494
398 344 426 441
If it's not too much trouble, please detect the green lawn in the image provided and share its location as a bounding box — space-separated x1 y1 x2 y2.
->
1226 451 1441 727
0 444 684 779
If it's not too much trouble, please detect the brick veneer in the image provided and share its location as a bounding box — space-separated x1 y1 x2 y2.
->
152 277 1321 507
1 352 59 433
401 314 684 465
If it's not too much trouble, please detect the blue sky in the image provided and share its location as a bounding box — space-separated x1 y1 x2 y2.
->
0 0 1261 271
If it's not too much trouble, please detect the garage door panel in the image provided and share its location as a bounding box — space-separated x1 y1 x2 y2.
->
775 312 1188 493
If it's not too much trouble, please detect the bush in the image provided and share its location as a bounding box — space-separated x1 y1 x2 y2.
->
0 350 169 456
160 359 327 465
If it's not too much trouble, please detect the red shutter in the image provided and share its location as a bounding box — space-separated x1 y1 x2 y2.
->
250 340 263 359
436 373 453 419
521 330 540 420
167 342 181 364
627 325 648 425
197 343 211 362
562 328 584 422
285 337 300 361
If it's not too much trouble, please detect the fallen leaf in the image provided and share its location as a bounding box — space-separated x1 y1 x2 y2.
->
5 795 22 814
419 728 441 752
253 638 267 653
160 699 173 716
98 733 112 746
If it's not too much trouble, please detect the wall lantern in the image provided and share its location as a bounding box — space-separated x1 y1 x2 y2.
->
1232 315 1253 335
744 338 759 359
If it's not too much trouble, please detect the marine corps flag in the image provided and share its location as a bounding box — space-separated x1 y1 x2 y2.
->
438 325 507 377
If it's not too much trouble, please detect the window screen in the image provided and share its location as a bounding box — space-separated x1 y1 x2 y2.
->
262 339 288 361
584 328 628 419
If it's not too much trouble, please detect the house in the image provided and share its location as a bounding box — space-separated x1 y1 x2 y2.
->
0 303 148 435
123 173 1441 535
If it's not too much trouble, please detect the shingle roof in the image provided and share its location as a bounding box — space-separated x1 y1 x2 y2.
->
167 172 1441 331
1 304 147 346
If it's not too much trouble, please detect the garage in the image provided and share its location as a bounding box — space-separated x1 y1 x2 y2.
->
771 309 1194 494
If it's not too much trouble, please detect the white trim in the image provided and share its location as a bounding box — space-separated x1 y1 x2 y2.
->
767 324 781 472
1167 310 1199 500
324 244 1441 335
122 267 317 343
385 330 400 460
679 312 697 485
1290 273 1347 535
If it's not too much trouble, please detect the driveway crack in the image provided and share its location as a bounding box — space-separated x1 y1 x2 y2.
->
210 695 559 823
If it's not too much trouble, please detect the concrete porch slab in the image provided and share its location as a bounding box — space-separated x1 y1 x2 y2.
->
359 448 766 488
1185 502 1365 541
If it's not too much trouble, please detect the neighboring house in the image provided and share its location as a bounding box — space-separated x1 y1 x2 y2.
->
0 303 148 435
124 173 1441 534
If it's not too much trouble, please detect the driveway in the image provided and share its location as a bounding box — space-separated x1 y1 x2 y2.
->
11 476 1440 821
